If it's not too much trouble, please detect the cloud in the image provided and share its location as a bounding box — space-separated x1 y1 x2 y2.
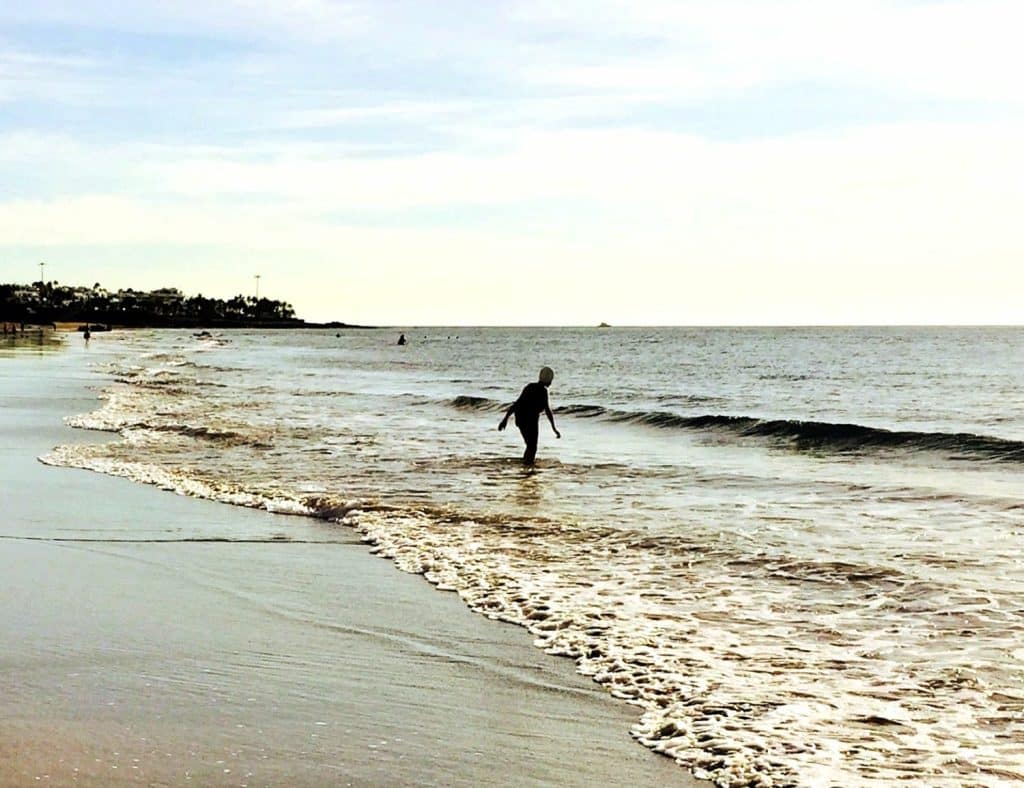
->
0 46 104 105
0 0 367 43
4 121 1022 265
3 1 1023 323
132 121 1022 230
512 0 1024 102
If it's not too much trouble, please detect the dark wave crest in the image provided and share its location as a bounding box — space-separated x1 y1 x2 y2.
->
450 395 504 411
640 413 1024 461
627 410 1024 461
131 423 270 448
450 395 1024 463
558 404 607 418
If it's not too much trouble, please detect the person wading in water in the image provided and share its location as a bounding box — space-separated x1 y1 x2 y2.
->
498 366 561 464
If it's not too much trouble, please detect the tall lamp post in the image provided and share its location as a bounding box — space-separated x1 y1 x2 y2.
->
38 262 47 318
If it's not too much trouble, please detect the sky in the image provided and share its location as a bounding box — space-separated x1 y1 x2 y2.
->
1 0 1023 325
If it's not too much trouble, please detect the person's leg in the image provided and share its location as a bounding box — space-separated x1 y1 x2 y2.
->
518 420 538 465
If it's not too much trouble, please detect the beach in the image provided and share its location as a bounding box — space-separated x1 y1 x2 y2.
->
0 339 695 787
8 326 1023 785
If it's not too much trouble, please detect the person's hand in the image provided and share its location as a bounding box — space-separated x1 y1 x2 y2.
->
498 416 508 431
554 428 561 439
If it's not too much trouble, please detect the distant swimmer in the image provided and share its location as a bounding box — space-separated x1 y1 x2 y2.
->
397 333 407 346
83 327 91 342
498 366 561 465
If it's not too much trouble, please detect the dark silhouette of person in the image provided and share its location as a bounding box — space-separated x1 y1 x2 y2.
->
397 333 407 345
498 366 561 464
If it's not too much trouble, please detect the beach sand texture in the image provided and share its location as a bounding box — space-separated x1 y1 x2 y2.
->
0 343 697 786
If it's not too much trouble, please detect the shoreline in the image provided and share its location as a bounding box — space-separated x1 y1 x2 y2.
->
0 344 698 786
48 322 379 331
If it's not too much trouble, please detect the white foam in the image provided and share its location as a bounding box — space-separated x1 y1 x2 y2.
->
42 446 313 517
341 507 1024 787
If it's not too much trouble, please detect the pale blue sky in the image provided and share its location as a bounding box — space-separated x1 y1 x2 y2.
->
2 1 1022 324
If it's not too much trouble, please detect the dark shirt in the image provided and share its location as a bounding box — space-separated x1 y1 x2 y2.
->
513 382 549 422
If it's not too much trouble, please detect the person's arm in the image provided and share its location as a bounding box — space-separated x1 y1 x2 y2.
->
545 405 561 438
498 402 516 431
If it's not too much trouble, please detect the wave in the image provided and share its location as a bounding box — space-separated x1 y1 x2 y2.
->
450 395 504 411
69 410 269 448
559 403 608 418
451 397 1024 462
115 376 228 389
141 423 271 448
618 412 1024 462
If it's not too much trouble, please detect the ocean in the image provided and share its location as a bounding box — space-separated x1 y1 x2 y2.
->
43 326 1024 786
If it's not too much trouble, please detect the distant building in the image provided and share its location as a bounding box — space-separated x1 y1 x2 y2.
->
149 287 185 303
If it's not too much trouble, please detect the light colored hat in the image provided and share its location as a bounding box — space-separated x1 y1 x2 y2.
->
539 366 554 384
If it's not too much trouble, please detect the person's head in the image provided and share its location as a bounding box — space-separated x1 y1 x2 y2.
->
538 366 554 387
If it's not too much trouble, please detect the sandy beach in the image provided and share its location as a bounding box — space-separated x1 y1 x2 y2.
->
0 338 697 787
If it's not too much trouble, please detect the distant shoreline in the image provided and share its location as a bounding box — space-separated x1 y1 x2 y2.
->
42 321 380 331
2 281 368 329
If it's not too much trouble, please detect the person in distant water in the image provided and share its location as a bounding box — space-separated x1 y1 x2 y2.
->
83 327 91 342
397 333 407 345
498 366 561 465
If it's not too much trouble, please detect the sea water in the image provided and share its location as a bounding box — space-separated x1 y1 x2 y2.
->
44 327 1024 786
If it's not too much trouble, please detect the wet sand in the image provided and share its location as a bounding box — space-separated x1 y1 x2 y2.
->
0 342 699 787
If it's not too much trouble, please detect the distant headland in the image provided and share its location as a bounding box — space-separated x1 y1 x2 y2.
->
0 282 366 329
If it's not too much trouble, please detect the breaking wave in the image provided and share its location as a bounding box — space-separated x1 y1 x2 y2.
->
453 397 1024 462
450 395 502 411
623 412 1024 462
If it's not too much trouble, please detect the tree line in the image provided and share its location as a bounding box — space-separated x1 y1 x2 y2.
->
0 282 300 327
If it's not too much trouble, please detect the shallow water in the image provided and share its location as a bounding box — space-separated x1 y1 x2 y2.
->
44 327 1024 786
